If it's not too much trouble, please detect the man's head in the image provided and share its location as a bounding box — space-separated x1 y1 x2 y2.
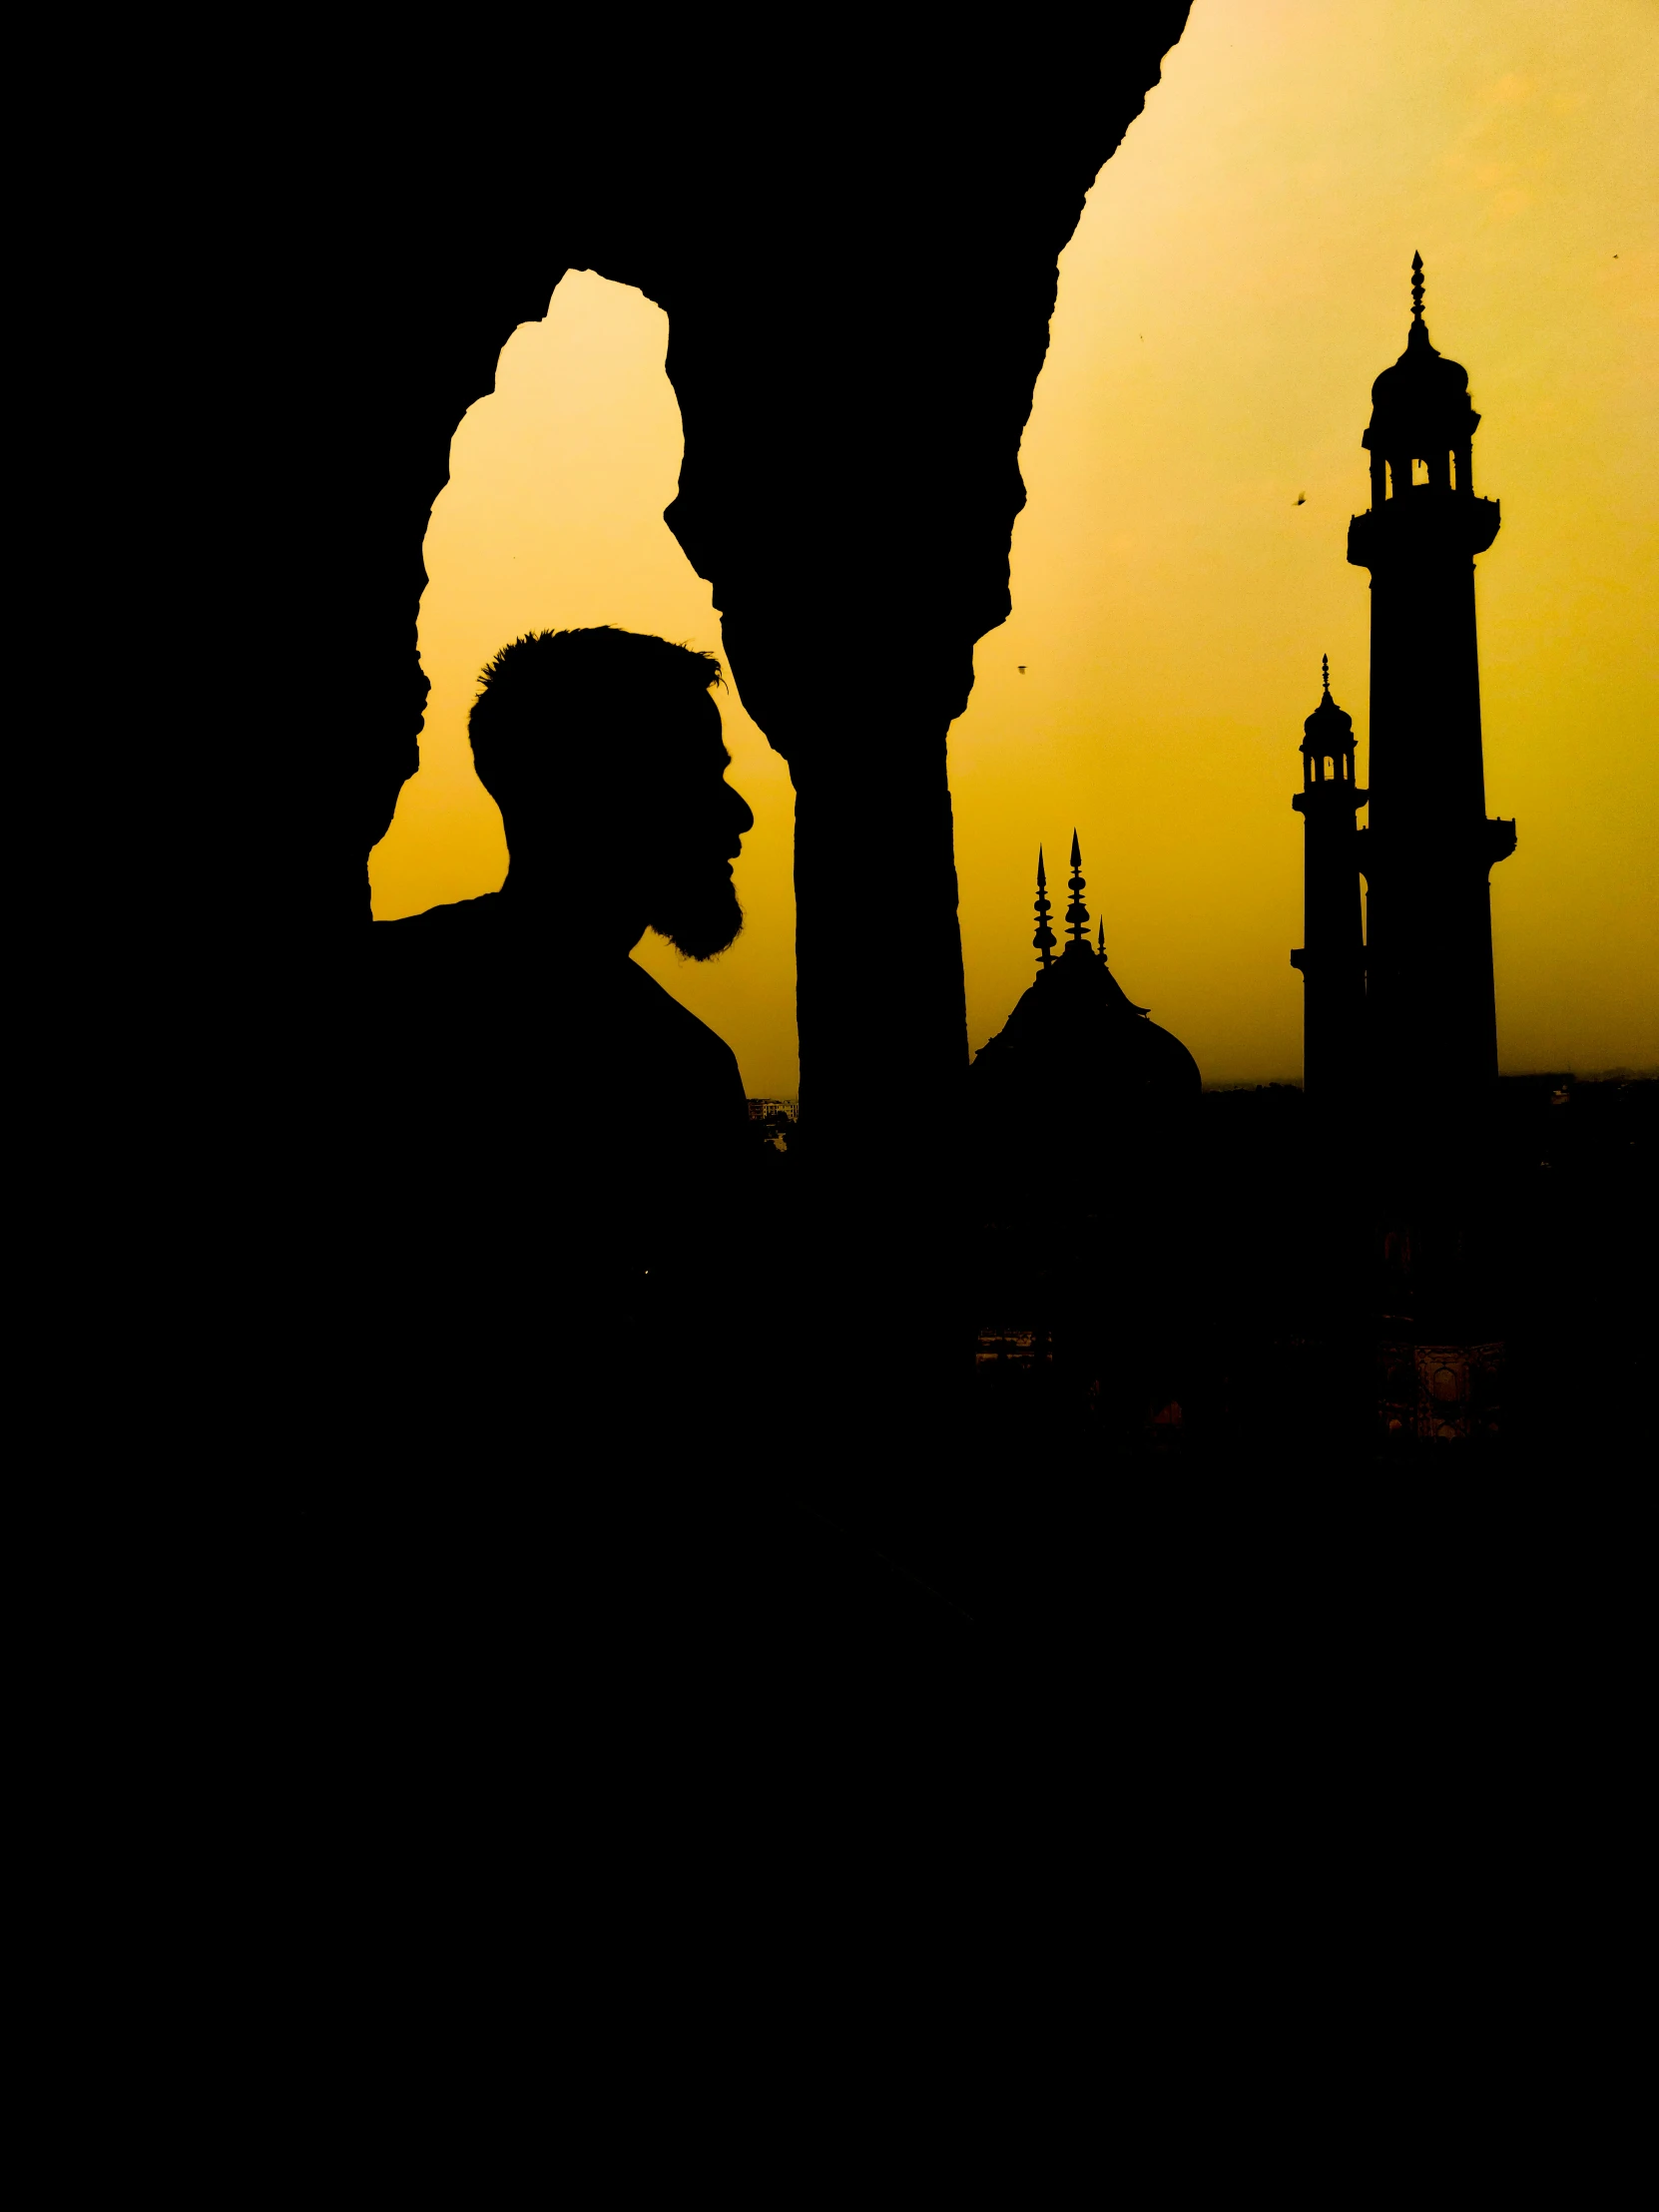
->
469 627 754 958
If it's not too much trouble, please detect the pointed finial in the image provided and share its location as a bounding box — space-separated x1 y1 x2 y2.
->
1032 845 1056 969
1322 652 1331 696
1097 918 1107 965
1065 830 1090 948
1410 252 1424 323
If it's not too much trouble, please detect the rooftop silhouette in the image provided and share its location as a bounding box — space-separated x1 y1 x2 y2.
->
973 831 1200 1119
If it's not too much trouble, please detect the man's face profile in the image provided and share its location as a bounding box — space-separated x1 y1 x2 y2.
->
644 694 754 961
468 630 753 955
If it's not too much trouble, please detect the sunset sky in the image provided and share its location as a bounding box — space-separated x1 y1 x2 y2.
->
371 0 1657 1096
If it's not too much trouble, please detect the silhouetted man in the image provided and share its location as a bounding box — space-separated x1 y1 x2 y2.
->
359 627 983 1720
374 627 756 1328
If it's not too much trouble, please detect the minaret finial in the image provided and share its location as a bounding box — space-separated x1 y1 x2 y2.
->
1410 251 1424 324
1097 918 1107 965
1322 652 1331 696
1064 830 1090 948
1032 845 1056 969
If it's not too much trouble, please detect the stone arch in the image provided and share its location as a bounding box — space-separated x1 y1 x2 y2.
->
283 24 1192 1173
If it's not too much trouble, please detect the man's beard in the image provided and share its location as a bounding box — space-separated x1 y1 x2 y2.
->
649 872 744 960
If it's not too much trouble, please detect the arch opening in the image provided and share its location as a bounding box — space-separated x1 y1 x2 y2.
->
370 270 800 1099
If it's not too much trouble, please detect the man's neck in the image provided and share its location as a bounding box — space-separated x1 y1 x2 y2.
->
497 867 648 955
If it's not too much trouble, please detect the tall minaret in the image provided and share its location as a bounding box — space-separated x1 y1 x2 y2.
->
1348 255 1516 1099
1292 657 1367 1102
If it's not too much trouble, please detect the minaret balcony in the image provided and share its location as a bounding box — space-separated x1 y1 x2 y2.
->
1293 783 1367 818
1290 946 1367 978
1348 492 1500 571
1358 820 1516 880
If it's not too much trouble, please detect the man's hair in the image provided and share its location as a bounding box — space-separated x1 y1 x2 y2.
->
468 627 723 792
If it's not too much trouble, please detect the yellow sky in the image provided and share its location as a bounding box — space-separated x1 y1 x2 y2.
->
372 0 1658 1092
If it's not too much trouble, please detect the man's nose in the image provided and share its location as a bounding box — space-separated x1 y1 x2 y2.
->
727 784 755 837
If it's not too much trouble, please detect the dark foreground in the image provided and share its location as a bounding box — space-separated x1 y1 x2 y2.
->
112 1077 1647 1769
853 1074 1654 1632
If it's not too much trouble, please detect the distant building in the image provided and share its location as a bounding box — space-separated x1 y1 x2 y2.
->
970 830 1201 1127
1290 258 1522 1445
1291 660 1367 1106
1292 256 1516 1107
966 830 1199 1433
1347 253 1516 1100
747 1098 797 1153
1377 1337 1504 1447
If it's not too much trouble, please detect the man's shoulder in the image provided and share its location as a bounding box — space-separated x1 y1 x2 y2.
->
375 892 501 940
613 962 748 1132
621 959 741 1072
371 896 505 994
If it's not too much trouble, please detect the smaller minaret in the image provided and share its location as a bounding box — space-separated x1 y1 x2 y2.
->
1064 830 1092 952
1033 847 1056 969
1291 657 1368 1103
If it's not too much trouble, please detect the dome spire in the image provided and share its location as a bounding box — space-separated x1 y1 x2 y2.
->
1032 845 1056 969
1410 250 1425 326
1302 657 1356 764
1065 830 1090 950
1097 918 1107 964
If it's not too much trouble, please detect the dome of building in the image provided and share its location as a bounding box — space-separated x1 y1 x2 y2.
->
964 837 1200 1368
969 835 1201 1126
1367 257 1479 455
973 938 1201 1102
1301 658 1355 756
1370 315 1470 411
